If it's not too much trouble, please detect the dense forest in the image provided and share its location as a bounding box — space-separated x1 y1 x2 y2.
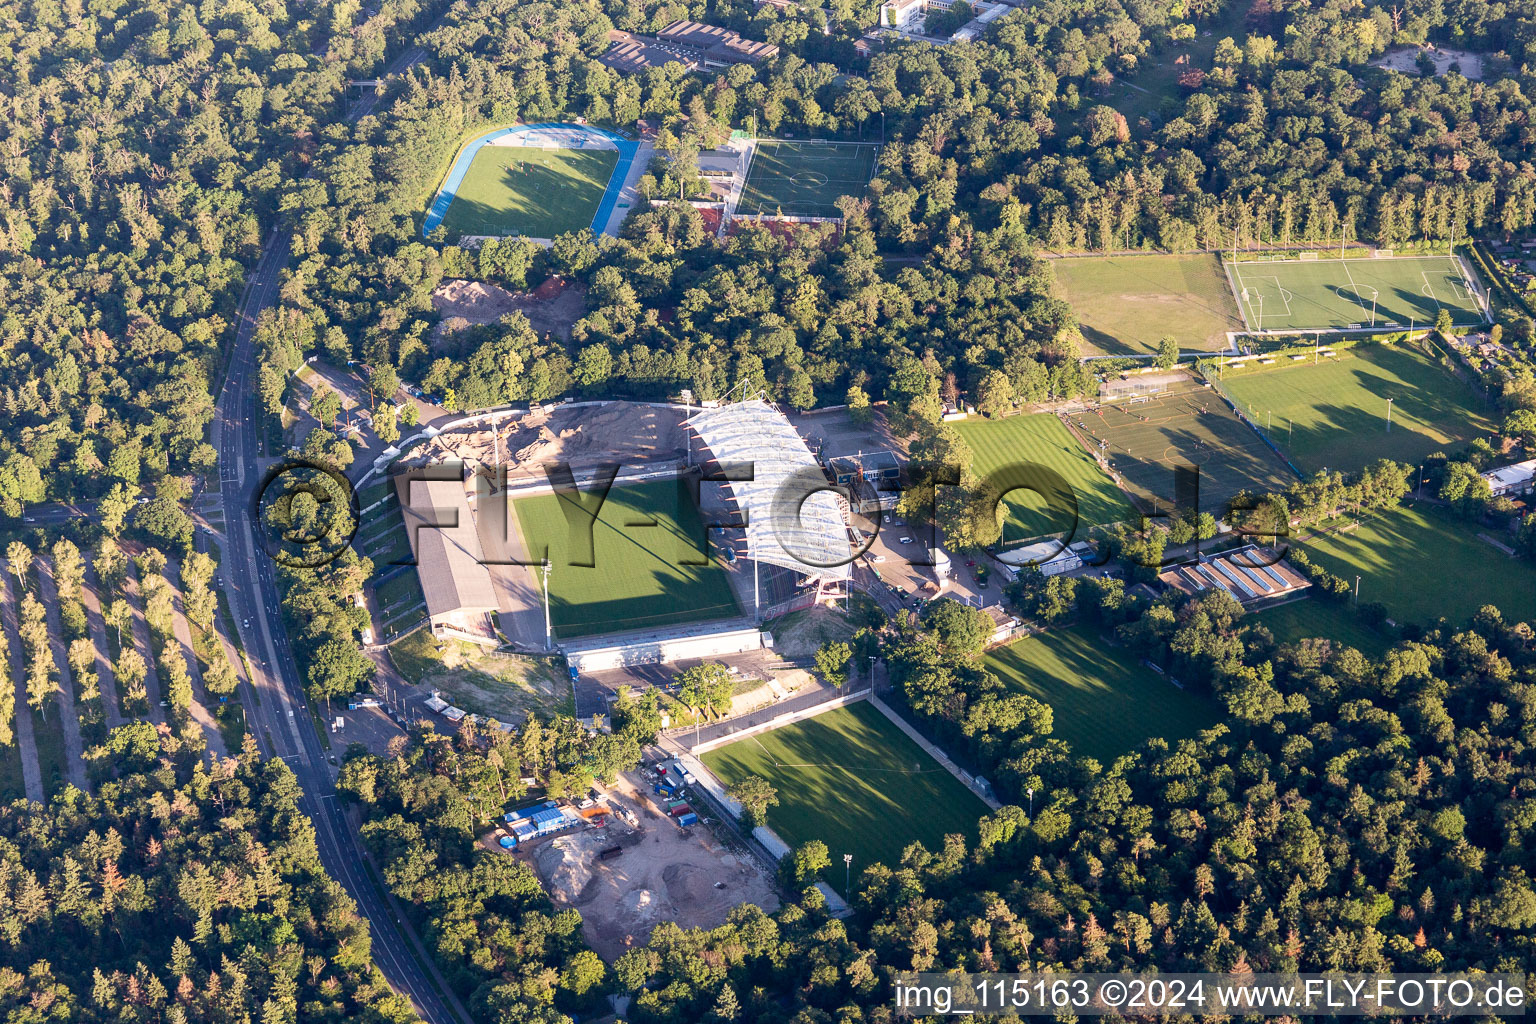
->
0 0 440 514
0 731 418 1024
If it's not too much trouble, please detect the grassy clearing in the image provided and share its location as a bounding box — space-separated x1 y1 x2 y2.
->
388 630 571 720
1051 254 1244 355
984 625 1223 765
1229 255 1486 331
701 701 988 876
0 741 25 803
953 414 1133 543
439 146 618 240
1297 503 1536 626
514 481 740 640
1215 342 1494 474
1251 599 1394 659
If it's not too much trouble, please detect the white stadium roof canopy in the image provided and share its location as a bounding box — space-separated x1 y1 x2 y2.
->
686 400 852 581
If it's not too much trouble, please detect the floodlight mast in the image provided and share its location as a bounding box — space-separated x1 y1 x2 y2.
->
541 557 553 650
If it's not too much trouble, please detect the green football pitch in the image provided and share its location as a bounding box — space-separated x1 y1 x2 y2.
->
1251 599 1393 659
1068 388 1297 513
952 414 1132 544
985 626 1223 765
1297 503 1536 627
1227 256 1487 331
437 146 619 240
512 481 740 639
1052 254 1245 355
700 701 989 877
1216 342 1495 474
736 141 880 219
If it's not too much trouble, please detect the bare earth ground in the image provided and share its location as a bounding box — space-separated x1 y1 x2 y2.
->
1369 44 1485 79
406 401 689 485
767 605 864 660
432 278 586 343
522 771 779 961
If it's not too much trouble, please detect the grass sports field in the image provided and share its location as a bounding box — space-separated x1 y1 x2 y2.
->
1068 387 1296 513
513 481 740 639
1228 256 1486 331
985 626 1222 764
1215 342 1494 474
436 145 618 239
736 141 880 219
953 414 1132 544
700 701 988 876
1251 599 1393 658
1298 503 1536 626
1052 254 1245 355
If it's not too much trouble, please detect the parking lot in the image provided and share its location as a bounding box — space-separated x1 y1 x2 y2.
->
855 509 1006 611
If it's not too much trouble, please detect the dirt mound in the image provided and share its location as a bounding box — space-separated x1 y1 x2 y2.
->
620 887 663 929
535 836 593 903
661 863 714 903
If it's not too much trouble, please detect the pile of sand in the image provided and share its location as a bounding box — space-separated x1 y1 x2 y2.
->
535 837 594 903
621 888 662 929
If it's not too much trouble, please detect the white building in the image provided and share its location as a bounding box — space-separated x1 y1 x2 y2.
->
1482 459 1536 497
881 0 926 32
997 539 1082 576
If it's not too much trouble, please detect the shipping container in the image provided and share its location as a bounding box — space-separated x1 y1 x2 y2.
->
669 804 693 817
678 813 699 826
599 845 623 860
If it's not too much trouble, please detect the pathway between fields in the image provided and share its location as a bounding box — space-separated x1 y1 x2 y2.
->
868 693 1001 811
0 568 44 803
37 559 89 791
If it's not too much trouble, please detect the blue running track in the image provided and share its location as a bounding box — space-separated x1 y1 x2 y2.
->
422 122 640 238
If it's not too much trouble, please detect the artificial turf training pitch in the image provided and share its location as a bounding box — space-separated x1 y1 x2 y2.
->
736 140 880 219
1068 387 1296 512
512 480 740 640
952 414 1132 543
1213 342 1495 474
701 701 989 876
435 145 619 240
1226 255 1486 331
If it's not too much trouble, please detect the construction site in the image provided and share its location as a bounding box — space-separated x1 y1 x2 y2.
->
401 400 690 487
518 771 779 960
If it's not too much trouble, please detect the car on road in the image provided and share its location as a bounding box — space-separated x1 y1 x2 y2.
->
898 536 913 544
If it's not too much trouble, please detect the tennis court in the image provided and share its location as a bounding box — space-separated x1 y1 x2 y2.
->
736 141 880 219
1227 255 1486 331
700 701 988 876
1068 385 1296 513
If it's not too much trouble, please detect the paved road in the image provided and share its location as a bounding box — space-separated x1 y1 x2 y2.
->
0 568 44 802
211 33 468 1024
36 560 89 791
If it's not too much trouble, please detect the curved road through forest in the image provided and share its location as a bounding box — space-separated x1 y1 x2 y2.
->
214 38 464 1024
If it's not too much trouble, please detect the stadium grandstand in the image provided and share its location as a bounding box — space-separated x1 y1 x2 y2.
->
687 399 854 618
